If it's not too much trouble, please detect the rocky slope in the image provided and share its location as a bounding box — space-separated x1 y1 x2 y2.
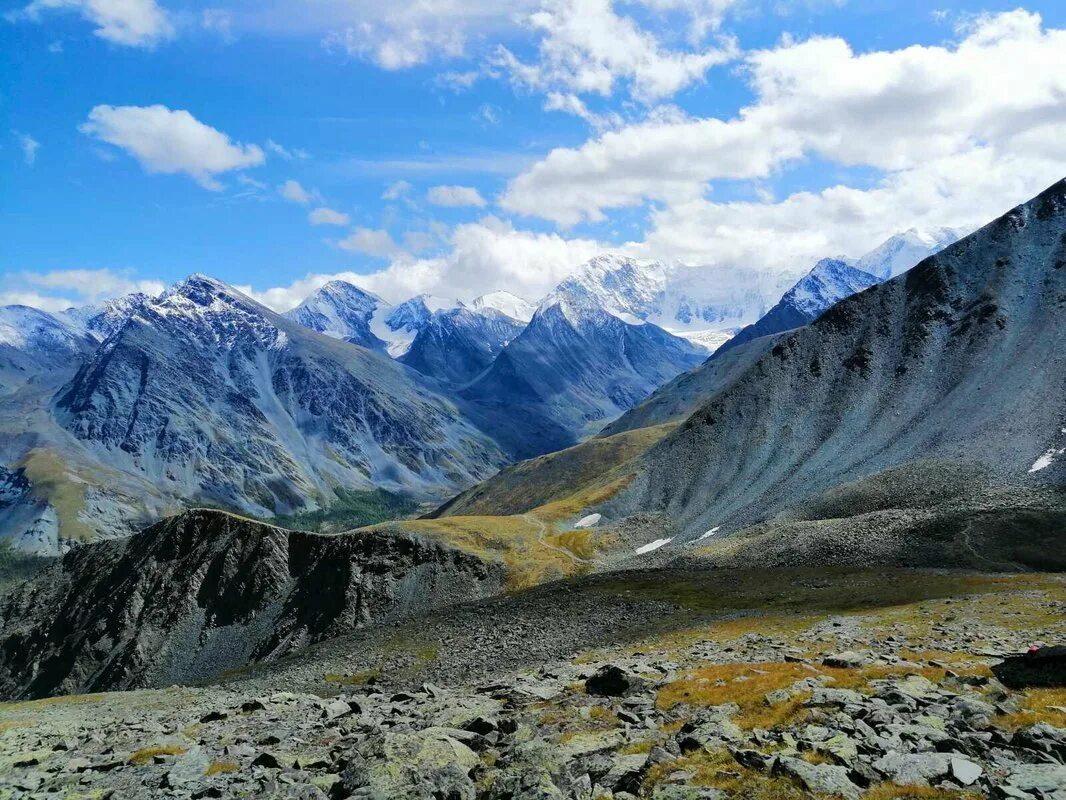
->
1 568 1063 799
603 179 1066 542
0 508 504 699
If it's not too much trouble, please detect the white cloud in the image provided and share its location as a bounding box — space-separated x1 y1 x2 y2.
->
382 180 413 200
319 1 534 70
266 139 310 160
493 0 739 103
308 207 350 226
502 10 1066 225
243 216 601 311
80 105 265 190
1 268 166 311
426 185 488 208
336 227 402 258
278 179 317 204
13 131 40 165
633 149 1060 270
12 0 173 47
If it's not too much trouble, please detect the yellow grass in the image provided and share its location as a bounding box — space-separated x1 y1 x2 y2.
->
996 687 1066 730
865 785 984 800
656 662 815 729
128 745 188 766
205 761 239 776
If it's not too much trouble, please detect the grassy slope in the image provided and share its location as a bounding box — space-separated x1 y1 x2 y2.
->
430 423 675 519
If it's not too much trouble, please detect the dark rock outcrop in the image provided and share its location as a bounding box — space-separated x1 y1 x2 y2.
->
0 509 504 699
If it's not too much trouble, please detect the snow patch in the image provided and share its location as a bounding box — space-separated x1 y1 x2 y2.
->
574 513 601 529
1029 448 1064 473
635 537 673 555
694 526 720 542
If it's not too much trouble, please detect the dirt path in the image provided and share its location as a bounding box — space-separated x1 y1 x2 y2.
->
522 513 590 565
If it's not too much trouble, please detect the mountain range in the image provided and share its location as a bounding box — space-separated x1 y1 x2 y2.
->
0 225 964 553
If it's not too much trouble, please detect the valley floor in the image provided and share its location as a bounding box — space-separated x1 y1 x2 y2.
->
1 568 1064 799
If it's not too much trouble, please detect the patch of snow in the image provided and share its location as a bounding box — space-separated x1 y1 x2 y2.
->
574 513 601 529
635 537 673 554
695 526 720 541
1029 448 1064 473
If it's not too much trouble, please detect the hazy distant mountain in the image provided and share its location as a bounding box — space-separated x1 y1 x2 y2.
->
855 227 963 280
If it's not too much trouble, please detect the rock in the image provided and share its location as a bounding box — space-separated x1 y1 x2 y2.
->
199 711 228 723
808 688 864 707
822 652 866 669
462 716 498 736
601 753 648 794
1012 722 1066 761
1004 763 1066 794
677 718 745 752
813 733 858 765
950 757 983 786
872 752 952 785
486 767 563 799
341 729 479 799
321 699 355 721
253 750 295 770
585 665 645 697
651 787 726 799
774 756 861 800
729 748 774 771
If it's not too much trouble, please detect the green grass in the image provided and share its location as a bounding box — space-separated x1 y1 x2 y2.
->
255 487 418 533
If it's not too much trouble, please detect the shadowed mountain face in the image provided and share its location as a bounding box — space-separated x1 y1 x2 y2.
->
0 509 504 699
54 276 507 517
398 306 524 388
614 179 1066 539
463 300 706 457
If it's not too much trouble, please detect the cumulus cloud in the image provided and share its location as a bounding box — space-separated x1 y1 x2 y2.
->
11 0 173 47
1 268 166 311
494 0 738 103
336 227 402 258
308 207 350 226
502 10 1066 225
426 185 488 208
242 216 601 311
80 105 265 190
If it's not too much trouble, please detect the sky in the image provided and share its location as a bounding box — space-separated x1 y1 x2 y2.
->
1 0 1064 312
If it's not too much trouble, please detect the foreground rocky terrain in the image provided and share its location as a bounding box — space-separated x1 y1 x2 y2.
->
1 568 1063 799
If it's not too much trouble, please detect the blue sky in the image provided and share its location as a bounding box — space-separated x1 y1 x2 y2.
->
1 0 1064 310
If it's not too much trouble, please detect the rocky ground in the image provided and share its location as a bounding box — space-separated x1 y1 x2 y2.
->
0 568 1064 799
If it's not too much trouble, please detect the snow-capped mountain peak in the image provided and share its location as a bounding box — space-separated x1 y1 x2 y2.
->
284 279 386 351
784 258 880 318
855 227 964 280
471 291 536 323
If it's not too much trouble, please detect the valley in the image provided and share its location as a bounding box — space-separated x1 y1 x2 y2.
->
0 180 1061 800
